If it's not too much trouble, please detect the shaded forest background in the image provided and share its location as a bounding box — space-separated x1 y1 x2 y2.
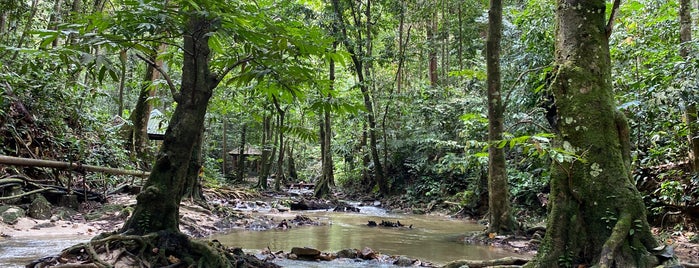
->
0 0 697 231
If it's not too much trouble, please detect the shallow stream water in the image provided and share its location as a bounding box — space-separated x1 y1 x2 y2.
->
0 204 524 267
210 204 523 267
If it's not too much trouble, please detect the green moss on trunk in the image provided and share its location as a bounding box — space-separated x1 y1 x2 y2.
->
526 1 661 267
121 12 216 235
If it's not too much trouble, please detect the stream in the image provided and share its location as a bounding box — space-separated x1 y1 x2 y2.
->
211 203 524 267
0 204 525 267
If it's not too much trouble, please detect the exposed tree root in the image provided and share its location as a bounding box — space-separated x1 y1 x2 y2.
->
27 231 278 268
204 187 259 200
598 212 633 268
442 256 530 268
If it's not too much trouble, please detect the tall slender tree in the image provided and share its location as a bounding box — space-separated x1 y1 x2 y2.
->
485 0 516 234
331 0 387 195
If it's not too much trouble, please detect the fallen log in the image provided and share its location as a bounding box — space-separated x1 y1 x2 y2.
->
0 155 149 177
443 256 530 268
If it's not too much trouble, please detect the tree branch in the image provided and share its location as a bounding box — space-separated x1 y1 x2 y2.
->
606 0 621 39
214 55 254 85
135 53 179 102
503 66 547 111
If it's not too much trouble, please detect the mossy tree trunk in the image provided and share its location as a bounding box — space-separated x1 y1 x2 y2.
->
526 1 660 267
121 13 217 235
485 0 516 234
182 128 206 205
129 52 157 160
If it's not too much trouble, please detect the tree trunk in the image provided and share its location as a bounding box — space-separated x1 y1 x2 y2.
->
427 8 438 87
129 48 162 163
526 1 662 267
287 146 297 181
222 119 227 176
49 0 62 48
331 0 387 195
486 0 516 234
118 49 127 117
681 0 699 172
121 13 216 235
258 115 272 189
315 40 337 198
182 126 206 205
273 99 285 191
237 123 247 182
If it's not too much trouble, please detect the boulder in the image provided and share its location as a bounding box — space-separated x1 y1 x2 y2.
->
360 247 377 260
290 247 321 259
28 194 52 219
336 249 358 259
0 206 26 225
394 256 415 266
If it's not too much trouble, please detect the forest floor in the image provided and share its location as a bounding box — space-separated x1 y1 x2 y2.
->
1 186 698 267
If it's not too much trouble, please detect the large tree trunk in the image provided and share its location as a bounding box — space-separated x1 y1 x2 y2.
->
526 1 662 267
182 127 206 205
121 13 215 235
485 0 516 234
681 0 699 172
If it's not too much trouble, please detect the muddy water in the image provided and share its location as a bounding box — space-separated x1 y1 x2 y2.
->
211 205 522 266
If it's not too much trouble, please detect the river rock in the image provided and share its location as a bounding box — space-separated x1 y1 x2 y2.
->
336 248 358 259
360 247 377 260
290 247 321 259
28 194 52 220
0 206 26 225
393 256 414 266
2 186 24 205
289 199 332 210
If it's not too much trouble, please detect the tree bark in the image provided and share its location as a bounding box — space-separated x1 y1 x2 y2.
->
121 13 216 235
681 0 699 172
486 0 516 234
130 45 165 163
118 49 127 117
182 126 206 204
427 7 438 87
222 119 227 176
237 123 247 182
258 115 273 189
315 40 337 198
273 98 286 191
526 1 661 267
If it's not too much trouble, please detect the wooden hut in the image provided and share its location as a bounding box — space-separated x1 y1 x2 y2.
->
228 147 262 176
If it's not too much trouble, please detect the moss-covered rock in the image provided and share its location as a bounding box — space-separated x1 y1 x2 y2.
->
2 186 25 205
0 205 26 225
28 194 52 220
